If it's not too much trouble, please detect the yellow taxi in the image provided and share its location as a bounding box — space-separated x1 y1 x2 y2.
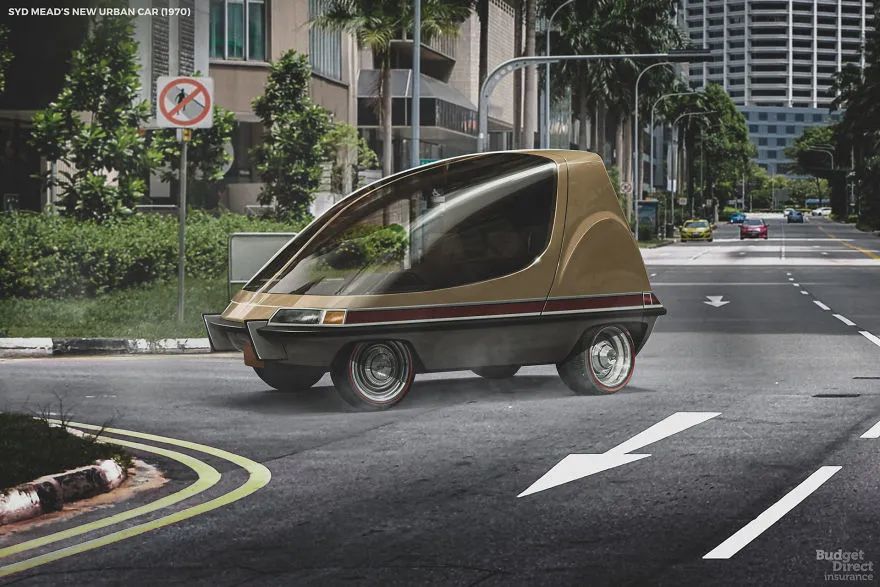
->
679 219 714 242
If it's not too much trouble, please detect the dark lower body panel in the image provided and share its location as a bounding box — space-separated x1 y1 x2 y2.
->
205 309 663 373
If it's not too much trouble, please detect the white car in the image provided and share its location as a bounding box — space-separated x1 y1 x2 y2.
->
811 207 832 216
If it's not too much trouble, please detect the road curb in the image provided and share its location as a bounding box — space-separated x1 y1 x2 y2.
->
0 460 127 526
0 337 210 358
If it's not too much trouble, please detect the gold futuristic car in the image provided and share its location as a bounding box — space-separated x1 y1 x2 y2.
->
204 150 666 410
679 219 714 242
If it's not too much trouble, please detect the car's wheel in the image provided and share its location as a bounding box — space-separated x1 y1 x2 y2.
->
473 365 521 379
253 363 324 392
708 238 713 242
331 340 415 410
556 325 635 395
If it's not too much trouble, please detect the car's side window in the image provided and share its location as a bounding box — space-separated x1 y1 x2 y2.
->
258 153 557 296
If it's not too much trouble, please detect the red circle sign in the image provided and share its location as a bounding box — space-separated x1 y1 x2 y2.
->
158 77 211 127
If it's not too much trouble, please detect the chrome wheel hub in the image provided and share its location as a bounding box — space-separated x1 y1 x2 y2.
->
351 342 410 402
588 326 632 389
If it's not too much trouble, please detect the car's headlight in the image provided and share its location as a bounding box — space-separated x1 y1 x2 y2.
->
269 309 347 326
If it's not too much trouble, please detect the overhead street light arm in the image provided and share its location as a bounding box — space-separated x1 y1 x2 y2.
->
478 52 711 152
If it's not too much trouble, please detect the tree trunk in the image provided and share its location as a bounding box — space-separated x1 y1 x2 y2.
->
513 1 522 149
381 63 393 176
522 0 537 149
478 0 489 88
577 90 589 150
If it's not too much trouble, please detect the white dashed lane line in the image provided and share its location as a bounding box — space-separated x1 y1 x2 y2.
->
704 466 841 560
833 314 857 327
861 421 880 439
859 331 880 348
813 301 830 311
800 291 809 295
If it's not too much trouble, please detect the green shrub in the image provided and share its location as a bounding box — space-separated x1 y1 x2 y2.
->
0 211 305 299
719 206 739 221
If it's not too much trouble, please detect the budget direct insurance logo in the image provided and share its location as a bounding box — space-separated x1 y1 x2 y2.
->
817 549 874 582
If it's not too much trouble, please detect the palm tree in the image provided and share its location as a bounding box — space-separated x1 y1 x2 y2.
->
315 0 470 176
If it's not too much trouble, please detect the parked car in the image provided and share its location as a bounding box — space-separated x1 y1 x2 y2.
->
787 210 805 223
740 217 769 239
680 219 714 242
812 207 832 216
204 151 666 410
729 212 746 224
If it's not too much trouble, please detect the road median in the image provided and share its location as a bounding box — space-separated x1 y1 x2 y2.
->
0 337 210 358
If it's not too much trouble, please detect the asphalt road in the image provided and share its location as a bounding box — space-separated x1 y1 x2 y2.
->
1 215 879 586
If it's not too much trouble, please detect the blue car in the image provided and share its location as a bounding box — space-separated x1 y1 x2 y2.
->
788 210 805 223
729 212 746 224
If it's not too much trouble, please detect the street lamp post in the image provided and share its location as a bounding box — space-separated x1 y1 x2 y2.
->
410 0 421 168
542 0 576 149
478 49 712 153
649 91 697 195
632 61 671 239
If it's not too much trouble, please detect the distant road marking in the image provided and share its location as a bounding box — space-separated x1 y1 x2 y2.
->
785 272 792 276
800 291 809 295
652 282 789 286
821 252 829 256
690 249 712 261
793 283 800 287
650 273 657 277
788 278 794 281
859 331 880 348
861 421 880 439
704 466 841 560
813 301 831 311
818 226 880 260
0 422 271 578
833 314 856 326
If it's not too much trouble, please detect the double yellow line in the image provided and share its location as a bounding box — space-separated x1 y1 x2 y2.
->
0 421 271 578
818 226 880 260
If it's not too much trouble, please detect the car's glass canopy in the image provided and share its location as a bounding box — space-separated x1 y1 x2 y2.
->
685 220 709 228
244 153 557 296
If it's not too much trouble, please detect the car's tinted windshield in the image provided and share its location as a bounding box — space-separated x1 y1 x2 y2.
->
685 220 709 228
744 218 764 226
244 153 557 296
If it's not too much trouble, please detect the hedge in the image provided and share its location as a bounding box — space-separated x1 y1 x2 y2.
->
0 211 305 299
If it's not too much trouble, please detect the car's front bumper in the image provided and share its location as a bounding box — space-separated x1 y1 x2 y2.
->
681 233 712 241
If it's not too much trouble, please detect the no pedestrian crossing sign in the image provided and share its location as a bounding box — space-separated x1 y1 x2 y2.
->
156 76 213 129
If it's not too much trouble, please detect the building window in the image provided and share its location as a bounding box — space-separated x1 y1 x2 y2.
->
767 125 777 133
309 0 342 80
767 150 777 159
812 113 823 122
795 113 805 122
758 137 768 146
786 125 795 134
776 112 787 121
758 112 768 121
209 0 266 61
776 138 786 147
749 124 759 133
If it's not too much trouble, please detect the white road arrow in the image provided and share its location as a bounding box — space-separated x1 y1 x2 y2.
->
703 295 730 308
518 412 720 498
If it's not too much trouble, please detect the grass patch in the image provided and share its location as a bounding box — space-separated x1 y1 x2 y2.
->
0 277 229 338
0 412 131 490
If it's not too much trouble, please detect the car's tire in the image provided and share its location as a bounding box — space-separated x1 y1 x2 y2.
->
331 340 415 410
556 325 635 396
708 238 714 242
472 365 521 379
253 363 324 392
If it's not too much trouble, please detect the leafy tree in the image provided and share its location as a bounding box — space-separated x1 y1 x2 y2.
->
830 4 880 227
784 126 838 209
151 105 236 185
0 24 12 94
314 0 471 176
321 121 379 194
252 50 331 218
30 12 154 220
665 84 755 215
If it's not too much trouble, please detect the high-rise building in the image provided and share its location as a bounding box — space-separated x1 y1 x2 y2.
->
684 0 874 174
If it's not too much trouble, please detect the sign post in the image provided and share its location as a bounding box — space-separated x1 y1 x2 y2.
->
156 76 214 322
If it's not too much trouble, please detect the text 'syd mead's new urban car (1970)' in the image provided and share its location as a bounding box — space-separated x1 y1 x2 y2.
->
204 151 666 410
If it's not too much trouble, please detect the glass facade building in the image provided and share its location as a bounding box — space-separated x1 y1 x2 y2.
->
685 0 874 174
